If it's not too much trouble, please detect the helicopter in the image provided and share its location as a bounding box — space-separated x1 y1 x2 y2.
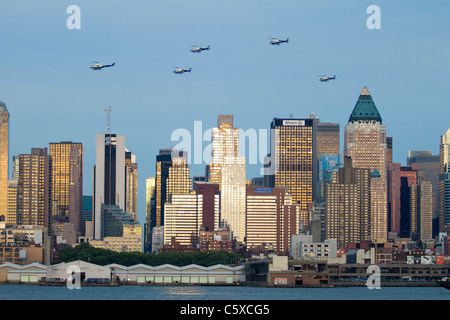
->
90 62 115 70
269 38 289 45
190 45 210 53
173 67 192 74
319 75 336 82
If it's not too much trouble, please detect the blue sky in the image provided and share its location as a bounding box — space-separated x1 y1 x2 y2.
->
1 1 449 225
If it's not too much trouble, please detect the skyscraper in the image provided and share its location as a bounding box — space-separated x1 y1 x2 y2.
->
49 142 83 233
344 87 387 243
93 133 126 240
220 156 246 242
266 117 317 211
145 177 156 252
149 148 190 249
0 101 9 221
440 128 450 231
407 150 440 222
208 115 239 188
17 148 52 233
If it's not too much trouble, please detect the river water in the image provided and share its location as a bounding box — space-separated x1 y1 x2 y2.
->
0 284 448 300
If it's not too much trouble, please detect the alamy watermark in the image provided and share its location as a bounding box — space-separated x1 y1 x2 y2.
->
367 5 381 30
66 265 81 289
366 265 381 289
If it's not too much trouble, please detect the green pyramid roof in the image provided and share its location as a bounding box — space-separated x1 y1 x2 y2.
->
371 169 381 178
348 87 382 123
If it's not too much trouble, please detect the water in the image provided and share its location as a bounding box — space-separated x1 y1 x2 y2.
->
0 285 448 300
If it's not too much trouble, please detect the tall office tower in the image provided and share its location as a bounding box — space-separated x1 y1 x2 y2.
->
164 191 203 247
93 133 126 240
144 177 156 252
125 149 138 221
440 128 450 231
6 179 18 224
193 181 220 232
325 157 371 249
221 156 246 242
266 118 317 211
344 87 387 243
246 186 298 255
407 150 440 222
208 115 239 188
386 137 393 163
0 101 9 221
17 148 52 233
49 142 83 233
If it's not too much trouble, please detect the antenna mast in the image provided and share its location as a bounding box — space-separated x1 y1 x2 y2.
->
104 106 111 134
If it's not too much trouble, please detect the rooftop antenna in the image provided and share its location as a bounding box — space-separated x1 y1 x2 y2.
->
290 113 293 118
104 106 111 134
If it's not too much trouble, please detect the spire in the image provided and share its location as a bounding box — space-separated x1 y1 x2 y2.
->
348 87 382 123
360 86 370 96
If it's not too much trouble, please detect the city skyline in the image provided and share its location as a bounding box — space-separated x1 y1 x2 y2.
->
1 1 450 226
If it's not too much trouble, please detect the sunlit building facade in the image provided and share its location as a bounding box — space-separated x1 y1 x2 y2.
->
266 118 317 211
164 191 203 247
221 156 246 243
208 115 239 188
0 101 9 221
17 148 52 234
344 87 387 243
325 157 371 249
6 179 18 224
246 186 298 255
49 142 83 233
